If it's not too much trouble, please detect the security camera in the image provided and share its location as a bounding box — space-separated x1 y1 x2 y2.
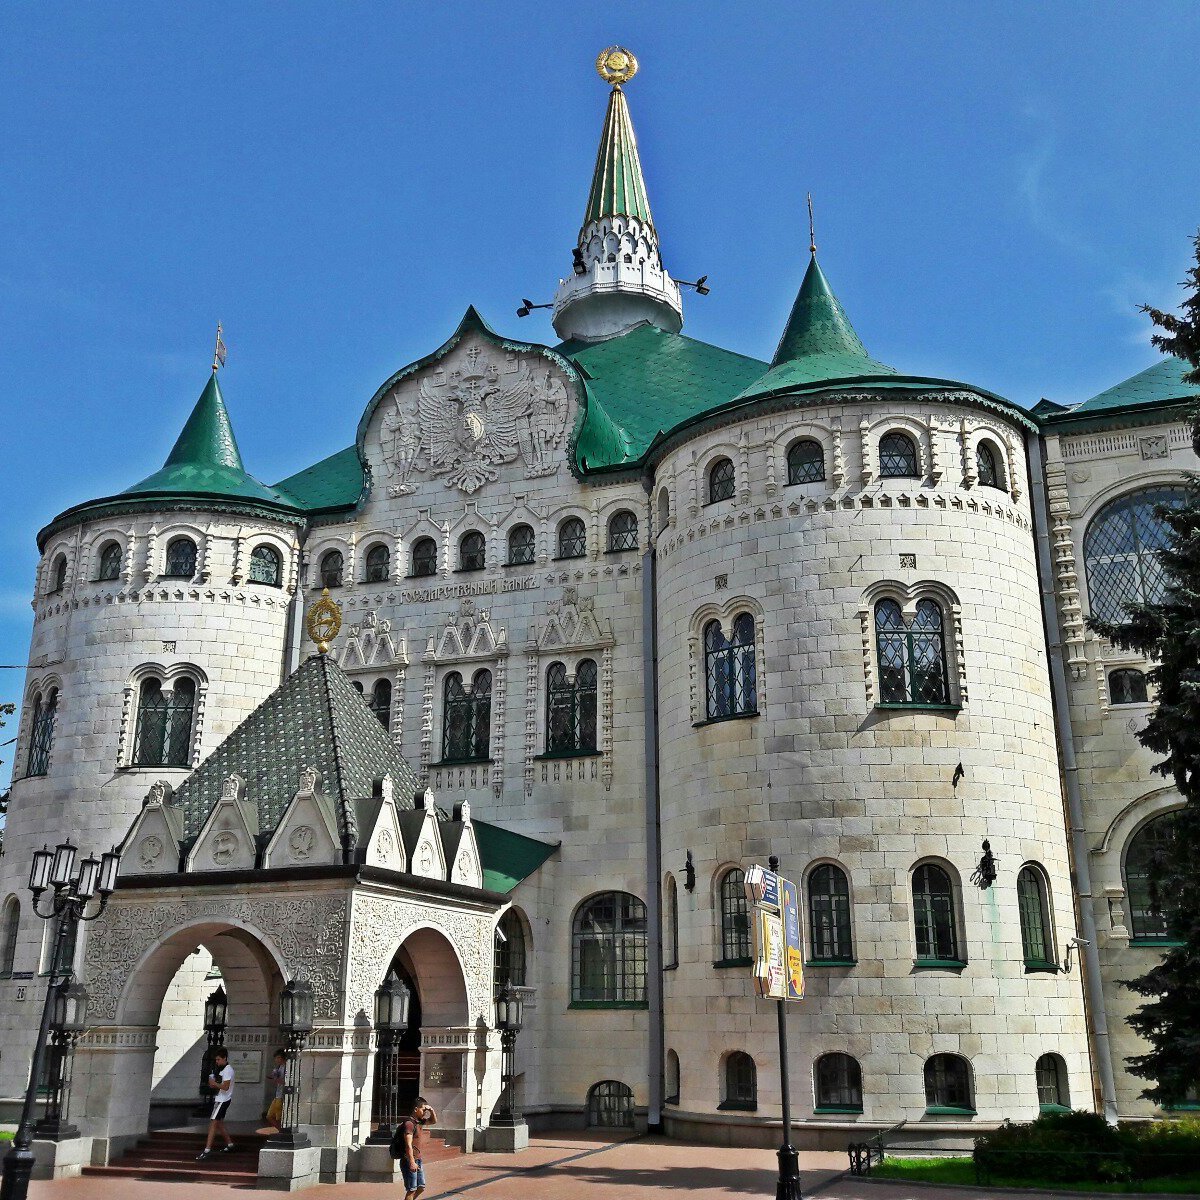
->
494 926 507 944
1069 937 1090 948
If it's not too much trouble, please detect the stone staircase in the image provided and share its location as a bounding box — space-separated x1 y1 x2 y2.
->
82 1128 268 1187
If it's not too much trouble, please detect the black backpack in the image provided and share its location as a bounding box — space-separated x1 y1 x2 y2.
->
389 1118 415 1160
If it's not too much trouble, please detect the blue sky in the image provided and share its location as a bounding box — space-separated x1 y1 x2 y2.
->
2 2 1198 780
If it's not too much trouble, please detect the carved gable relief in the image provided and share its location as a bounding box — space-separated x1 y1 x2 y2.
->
374 338 573 497
263 792 341 868
361 784 407 873
186 775 258 873
340 611 405 672
402 809 447 881
450 824 483 889
120 783 185 878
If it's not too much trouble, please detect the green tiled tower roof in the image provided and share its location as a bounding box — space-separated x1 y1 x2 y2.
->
583 85 654 229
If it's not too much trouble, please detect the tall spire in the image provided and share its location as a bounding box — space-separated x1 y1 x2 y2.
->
552 48 683 343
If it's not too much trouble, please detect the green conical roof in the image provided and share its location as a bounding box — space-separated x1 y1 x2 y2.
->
583 85 654 228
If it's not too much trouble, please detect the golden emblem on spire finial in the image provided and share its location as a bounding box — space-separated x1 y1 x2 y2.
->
596 46 638 86
306 588 342 655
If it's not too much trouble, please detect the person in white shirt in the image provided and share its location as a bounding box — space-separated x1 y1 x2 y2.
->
196 1048 237 1161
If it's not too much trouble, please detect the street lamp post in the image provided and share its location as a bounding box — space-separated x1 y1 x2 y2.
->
33 980 89 1141
0 841 121 1200
490 983 524 1128
193 986 228 1116
269 978 314 1151
368 971 411 1144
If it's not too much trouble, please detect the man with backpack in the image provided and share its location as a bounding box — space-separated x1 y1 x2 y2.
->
390 1096 437 1200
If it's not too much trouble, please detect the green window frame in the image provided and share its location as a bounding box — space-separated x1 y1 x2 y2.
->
1 898 20 977
718 869 751 964
976 440 1004 490
508 524 535 565
815 1052 863 1112
364 543 390 583
546 660 597 755
708 457 735 503
587 1080 634 1127
97 541 122 582
925 1053 973 1112
787 439 825 485
442 669 491 762
1109 668 1148 705
319 549 343 588
411 537 438 578
879 431 919 478
1017 865 1055 968
1036 1053 1068 1111
720 1051 757 1110
704 614 757 720
607 510 638 552
572 892 647 1005
557 517 587 560
494 908 527 993
875 599 950 706
164 537 197 579
248 544 282 586
25 688 57 778
132 677 195 768
459 530 486 571
1125 812 1182 942
913 863 961 963
808 863 854 962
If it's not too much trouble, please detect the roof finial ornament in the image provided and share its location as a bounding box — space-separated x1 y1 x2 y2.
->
212 321 227 372
807 193 817 257
306 588 343 655
596 45 638 87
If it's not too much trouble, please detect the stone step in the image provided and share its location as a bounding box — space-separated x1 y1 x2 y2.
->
82 1163 258 1186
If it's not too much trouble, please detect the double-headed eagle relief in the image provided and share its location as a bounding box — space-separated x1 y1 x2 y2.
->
381 345 570 495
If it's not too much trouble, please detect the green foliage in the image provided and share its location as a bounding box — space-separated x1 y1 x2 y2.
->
1142 231 1200 389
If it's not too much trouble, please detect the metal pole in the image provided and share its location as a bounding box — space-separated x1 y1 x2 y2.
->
768 854 802 1200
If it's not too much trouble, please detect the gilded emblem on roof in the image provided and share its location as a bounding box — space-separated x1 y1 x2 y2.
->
596 46 638 86
306 588 343 654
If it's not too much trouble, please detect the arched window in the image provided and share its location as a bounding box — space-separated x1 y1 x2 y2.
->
557 517 587 559
665 1049 680 1105
508 524 535 566
546 660 597 755
411 537 438 578
977 440 1005 490
814 1053 864 1112
925 1054 974 1111
1017 865 1055 969
664 875 679 969
704 614 758 720
1 898 20 977
607 510 638 552
875 598 949 706
708 457 735 503
97 541 122 582
442 670 492 762
657 487 670 531
721 1052 757 1110
879 431 919 478
1084 486 1188 624
25 688 58 778
48 555 68 594
718 869 751 964
1036 1053 1069 1111
132 677 196 768
459 530 486 572
1125 811 1182 941
586 1080 634 1127
787 439 825 485
369 679 392 731
364 544 390 583
808 864 853 962
164 536 197 579
494 908 527 992
248 544 282 587
912 863 961 963
572 892 647 1004
319 549 343 589
1109 668 1148 705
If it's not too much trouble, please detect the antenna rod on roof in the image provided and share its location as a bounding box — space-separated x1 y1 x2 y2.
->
807 194 817 257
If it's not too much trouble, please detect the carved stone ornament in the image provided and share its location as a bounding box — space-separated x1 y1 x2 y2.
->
459 850 474 877
377 828 394 864
138 835 164 869
1139 435 1170 461
298 765 320 795
418 842 435 874
288 825 315 861
211 831 239 866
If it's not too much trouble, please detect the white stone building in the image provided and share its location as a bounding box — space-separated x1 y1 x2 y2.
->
1 47 1197 1187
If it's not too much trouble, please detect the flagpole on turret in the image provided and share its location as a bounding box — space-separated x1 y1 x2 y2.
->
212 322 227 372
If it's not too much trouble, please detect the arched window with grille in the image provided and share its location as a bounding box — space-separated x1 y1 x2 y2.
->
1109 668 1148 705
607 510 638 552
1 897 20 977
912 862 962 964
557 517 587 559
1017 865 1055 969
708 457 735 503
720 1052 757 1111
665 1050 680 1105
1125 811 1182 942
587 1080 634 1127
249 544 282 587
572 892 647 1005
879 432 919 478
25 688 58 778
814 1053 863 1112
49 554 68 594
442 670 492 762
787 439 825 485
132 677 196 768
411 537 438 578
924 1054 974 1112
718 869 751 964
1036 1053 1069 1112
808 863 854 963
319 549 343 588
976 440 1005 490
97 541 122 582
459 530 486 572
704 614 758 720
364 544 390 583
494 908 527 992
1084 486 1188 624
545 660 597 755
164 536 197 579
875 598 950 706
368 679 392 731
508 524 535 566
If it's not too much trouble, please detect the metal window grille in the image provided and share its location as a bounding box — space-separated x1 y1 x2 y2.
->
815 1053 863 1109
51 556 68 593
558 518 586 559
0 900 18 976
977 442 1003 489
808 864 853 960
925 1055 971 1108
1036 1054 1065 1107
1109 669 1148 705
1017 866 1051 964
708 457 735 502
1084 487 1188 624
1126 812 1180 940
365 544 390 582
725 1053 756 1105
25 689 57 778
443 670 491 761
319 550 343 588
546 660 596 754
97 542 122 582
704 615 757 719
607 510 639 552
720 870 750 961
249 545 282 586
165 537 197 578
875 599 948 705
411 538 438 578
369 679 392 731
572 892 647 1003
132 678 195 768
787 439 825 485
879 432 919 478
508 524 535 565
460 530 486 571
587 1080 634 1128
913 864 958 960
494 909 527 992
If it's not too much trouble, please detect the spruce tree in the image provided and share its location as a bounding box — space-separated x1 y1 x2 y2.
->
1089 231 1200 1105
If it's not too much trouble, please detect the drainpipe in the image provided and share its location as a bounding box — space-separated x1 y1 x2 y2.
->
282 539 309 679
641 478 665 1134
1026 428 1120 1123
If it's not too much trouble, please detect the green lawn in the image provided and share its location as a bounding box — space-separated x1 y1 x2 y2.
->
0 1132 12 1144
874 1156 1200 1195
